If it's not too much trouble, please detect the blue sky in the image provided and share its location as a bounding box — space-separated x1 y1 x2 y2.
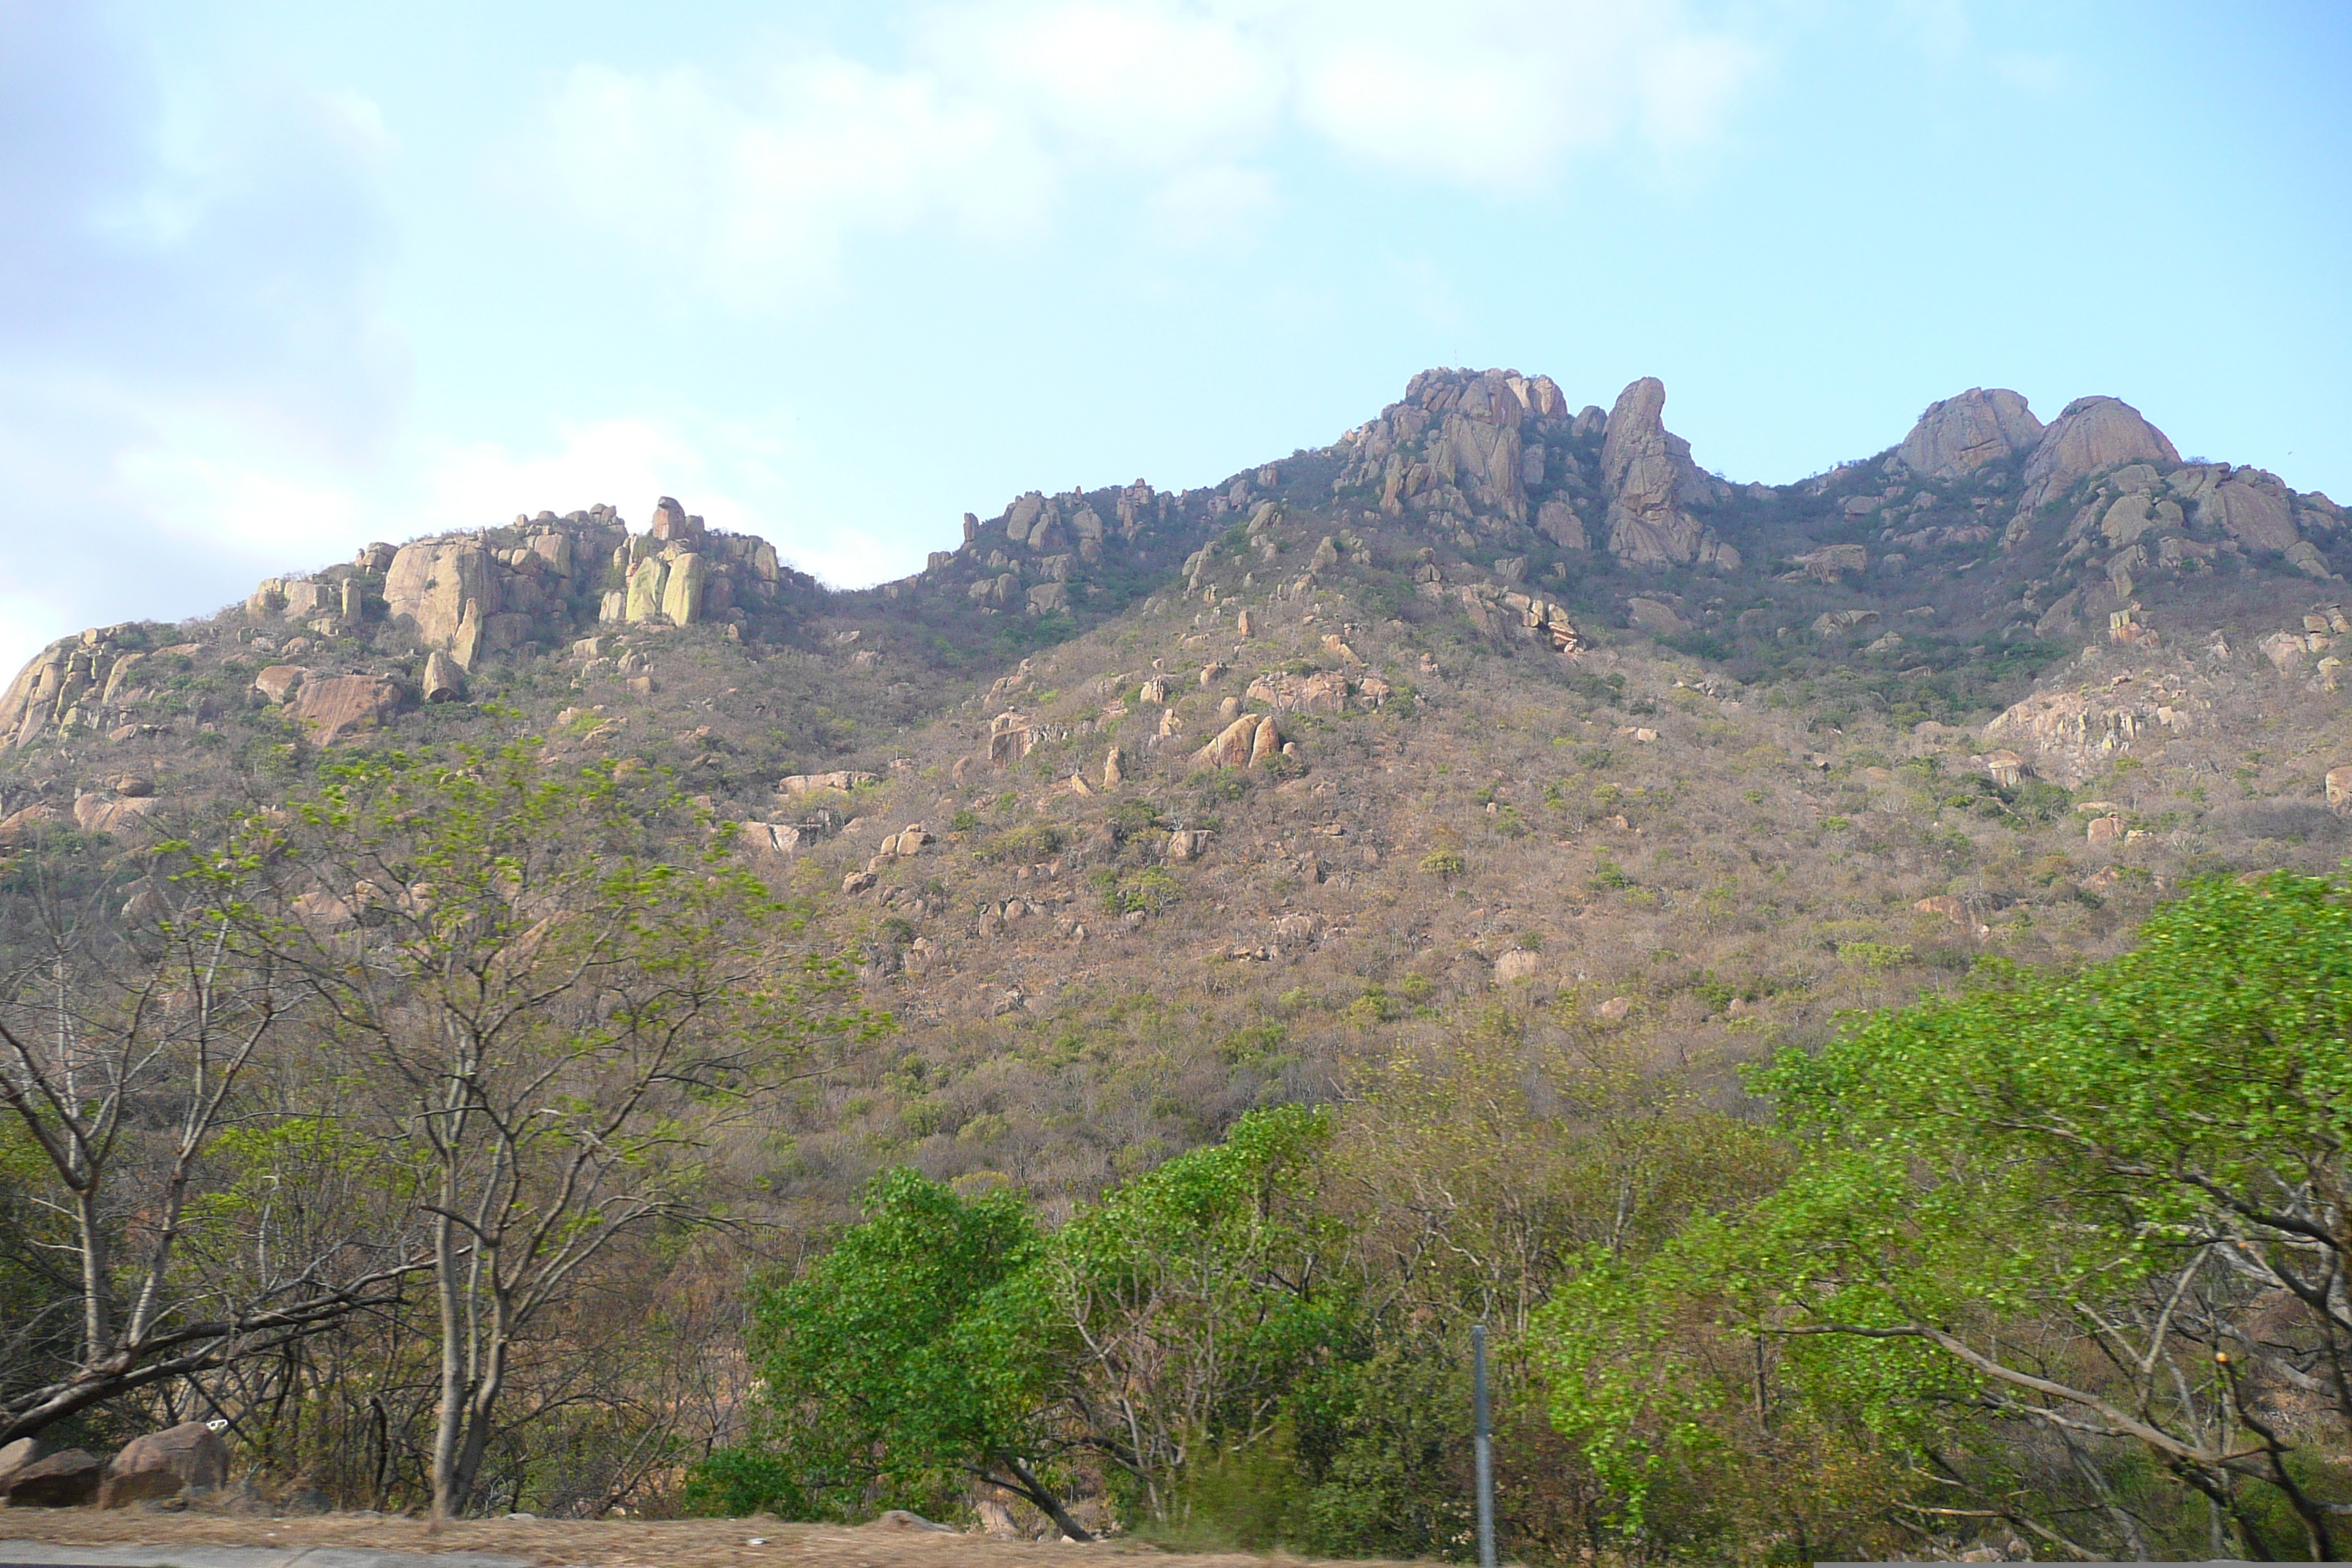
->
4 0 2347 673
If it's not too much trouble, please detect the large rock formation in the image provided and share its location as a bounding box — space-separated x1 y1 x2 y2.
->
1332 368 1580 538
600 499 780 633
0 625 168 749
2171 465 2302 554
2016 396 2181 516
1896 388 2043 479
241 500 804 671
1599 377 1731 568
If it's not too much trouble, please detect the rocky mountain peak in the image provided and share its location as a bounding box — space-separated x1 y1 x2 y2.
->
2016 395 2181 516
1896 388 2043 480
1598 377 1735 570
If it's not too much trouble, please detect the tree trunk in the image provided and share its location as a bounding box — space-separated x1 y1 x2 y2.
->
75 1186 111 1368
449 1317 510 1514
1003 1455 1093 1542
430 1191 468 1516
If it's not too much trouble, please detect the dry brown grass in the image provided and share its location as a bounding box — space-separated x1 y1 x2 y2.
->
0 1509 1433 1568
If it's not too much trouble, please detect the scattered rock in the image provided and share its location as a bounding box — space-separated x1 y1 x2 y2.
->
252 664 309 703
1627 598 1689 636
1597 996 1634 1021
0 1436 44 1488
422 650 464 703
1494 949 1542 984
1196 712 1281 770
73 791 162 835
1 1447 103 1507
868 1509 954 1533
782 770 879 795
100 1421 230 1508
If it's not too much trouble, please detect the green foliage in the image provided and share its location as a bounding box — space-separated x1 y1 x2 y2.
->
973 822 1064 864
1052 1104 1346 1518
1420 849 1466 878
712 1107 1344 1529
719 1167 1058 1520
1093 864 1182 914
1537 872 2352 1561
1105 797 1164 842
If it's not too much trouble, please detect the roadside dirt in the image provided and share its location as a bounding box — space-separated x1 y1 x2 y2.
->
0 1511 1414 1568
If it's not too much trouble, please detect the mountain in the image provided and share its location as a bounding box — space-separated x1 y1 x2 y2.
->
5 366 2351 1213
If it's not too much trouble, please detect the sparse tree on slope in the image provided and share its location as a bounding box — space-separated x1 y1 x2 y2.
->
227 734 879 1517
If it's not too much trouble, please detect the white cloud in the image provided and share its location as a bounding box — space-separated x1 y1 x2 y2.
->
529 0 1763 306
538 56 1053 304
0 8 407 676
1275 0 1760 186
921 1 1285 166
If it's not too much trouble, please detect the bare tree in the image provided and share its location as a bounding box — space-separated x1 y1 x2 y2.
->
232 737 878 1515
0 851 423 1444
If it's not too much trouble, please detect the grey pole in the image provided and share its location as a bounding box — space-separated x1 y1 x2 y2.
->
1474 1322 1496 1568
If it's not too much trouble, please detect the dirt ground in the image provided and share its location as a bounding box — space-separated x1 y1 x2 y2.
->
0 1509 1416 1568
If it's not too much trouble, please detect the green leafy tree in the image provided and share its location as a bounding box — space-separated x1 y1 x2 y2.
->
1051 1103 1346 1521
726 1167 1087 1534
1540 872 2352 1561
715 1107 1347 1535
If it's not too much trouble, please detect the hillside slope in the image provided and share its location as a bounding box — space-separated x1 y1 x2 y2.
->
4 367 2351 1219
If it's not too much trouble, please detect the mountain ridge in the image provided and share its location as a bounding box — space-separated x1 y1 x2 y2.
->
7 366 2345 761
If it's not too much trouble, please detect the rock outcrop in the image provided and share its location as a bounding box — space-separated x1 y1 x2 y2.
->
2016 396 2181 516
0 626 159 749
292 675 403 745
1195 712 1282 769
1599 378 1730 568
1896 388 2043 479
1331 368 1585 542
242 500 807 671
1985 673 2206 786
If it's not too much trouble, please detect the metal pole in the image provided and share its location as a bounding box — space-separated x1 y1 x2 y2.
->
1474 1322 1496 1568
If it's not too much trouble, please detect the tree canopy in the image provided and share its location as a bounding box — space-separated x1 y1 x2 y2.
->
1540 870 2352 1561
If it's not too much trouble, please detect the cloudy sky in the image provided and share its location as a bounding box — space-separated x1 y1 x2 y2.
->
3 0 2347 673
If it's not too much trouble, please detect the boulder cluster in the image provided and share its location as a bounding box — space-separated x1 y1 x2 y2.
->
1330 369 1738 570
0 624 189 749
243 499 811 674
0 1422 228 1509
931 479 1176 616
